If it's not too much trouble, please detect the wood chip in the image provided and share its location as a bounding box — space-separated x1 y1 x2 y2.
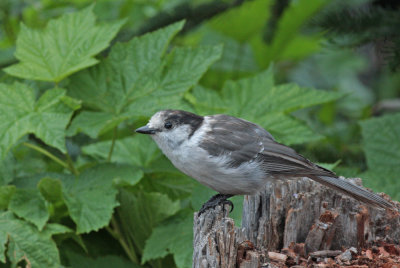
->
379 247 390 257
365 249 373 260
268 252 288 262
309 250 343 258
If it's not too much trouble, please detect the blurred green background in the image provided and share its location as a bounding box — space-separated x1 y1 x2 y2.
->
0 0 399 267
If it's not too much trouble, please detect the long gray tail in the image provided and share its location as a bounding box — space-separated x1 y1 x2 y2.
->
309 175 395 209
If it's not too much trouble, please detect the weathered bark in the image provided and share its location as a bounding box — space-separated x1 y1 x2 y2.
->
193 177 399 267
193 205 239 268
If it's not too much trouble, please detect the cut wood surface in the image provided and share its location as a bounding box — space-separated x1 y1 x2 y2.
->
193 177 400 267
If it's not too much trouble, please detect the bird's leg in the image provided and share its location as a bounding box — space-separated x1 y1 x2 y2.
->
198 193 234 215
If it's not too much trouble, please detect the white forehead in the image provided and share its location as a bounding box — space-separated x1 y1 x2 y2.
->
148 111 166 127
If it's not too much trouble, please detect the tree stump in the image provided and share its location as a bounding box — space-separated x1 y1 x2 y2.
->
193 177 400 267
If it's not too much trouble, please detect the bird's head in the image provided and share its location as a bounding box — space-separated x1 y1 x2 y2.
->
135 110 204 149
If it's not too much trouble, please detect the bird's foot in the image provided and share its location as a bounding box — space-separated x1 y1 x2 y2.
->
198 194 234 216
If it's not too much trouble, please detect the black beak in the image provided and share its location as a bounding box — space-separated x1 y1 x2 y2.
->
135 125 156 134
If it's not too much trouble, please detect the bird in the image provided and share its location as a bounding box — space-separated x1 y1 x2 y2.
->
135 109 394 215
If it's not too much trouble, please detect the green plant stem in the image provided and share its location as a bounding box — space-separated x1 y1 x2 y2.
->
106 216 139 264
232 43 244 79
107 127 118 162
66 153 79 176
23 142 69 169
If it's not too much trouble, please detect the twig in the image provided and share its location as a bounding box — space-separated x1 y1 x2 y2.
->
107 127 118 162
106 216 139 264
23 142 69 169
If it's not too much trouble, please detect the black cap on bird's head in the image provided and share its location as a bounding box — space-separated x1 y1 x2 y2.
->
135 110 204 137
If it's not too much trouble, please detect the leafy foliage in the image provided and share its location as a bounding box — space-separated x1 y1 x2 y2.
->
0 83 80 158
82 135 161 167
250 0 328 66
8 188 49 230
66 252 140 268
311 1 400 70
0 211 63 267
0 2 398 268
67 21 222 138
196 0 327 74
117 190 180 255
0 185 15 210
4 5 125 82
142 210 193 268
60 166 120 234
360 113 400 200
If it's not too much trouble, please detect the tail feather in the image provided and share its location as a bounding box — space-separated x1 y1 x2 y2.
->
309 175 395 210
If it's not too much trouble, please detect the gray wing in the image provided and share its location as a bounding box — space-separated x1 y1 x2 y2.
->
258 139 335 177
199 114 273 167
199 114 331 177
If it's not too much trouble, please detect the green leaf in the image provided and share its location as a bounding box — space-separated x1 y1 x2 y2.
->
4 5 125 82
38 177 63 204
142 210 193 268
261 114 323 145
84 137 195 199
189 68 342 144
107 164 144 187
251 0 327 67
67 21 222 137
0 211 60 267
208 0 271 43
117 190 180 254
60 165 120 233
206 0 325 68
317 160 341 171
0 219 5 263
185 85 225 115
126 45 223 117
361 170 400 201
67 111 127 138
0 153 14 185
195 30 259 74
0 82 79 158
279 35 322 60
0 185 16 210
360 113 400 172
66 251 140 268
360 113 400 200
41 223 73 238
4 146 48 181
8 188 49 230
290 49 372 118
37 177 70 221
82 135 161 168
68 21 184 112
139 171 195 200
33 167 121 233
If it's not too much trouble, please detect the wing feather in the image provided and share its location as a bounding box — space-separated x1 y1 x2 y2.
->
258 139 335 177
199 114 272 167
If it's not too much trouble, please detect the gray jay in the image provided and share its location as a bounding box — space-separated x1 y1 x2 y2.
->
136 110 394 214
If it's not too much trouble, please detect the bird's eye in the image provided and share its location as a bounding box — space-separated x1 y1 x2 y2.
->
164 122 172 129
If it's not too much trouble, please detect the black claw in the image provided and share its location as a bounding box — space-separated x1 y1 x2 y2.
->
222 199 234 212
198 193 234 216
